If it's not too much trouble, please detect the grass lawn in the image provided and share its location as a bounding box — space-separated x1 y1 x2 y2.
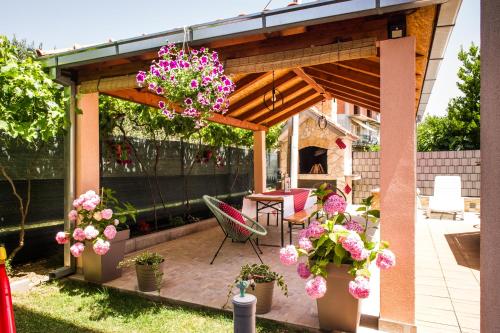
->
13 280 303 333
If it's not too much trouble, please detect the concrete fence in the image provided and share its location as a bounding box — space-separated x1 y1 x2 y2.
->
352 150 481 204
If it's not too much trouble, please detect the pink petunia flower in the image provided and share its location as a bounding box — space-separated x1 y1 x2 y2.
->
68 210 78 221
305 276 327 299
70 242 85 257
55 231 69 244
103 225 117 240
72 228 86 241
279 245 298 266
297 262 311 279
376 249 396 269
84 225 99 240
348 276 371 299
101 209 113 220
93 239 110 256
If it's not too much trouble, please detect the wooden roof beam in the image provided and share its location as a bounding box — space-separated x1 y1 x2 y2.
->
102 89 268 131
304 68 380 98
293 68 332 99
267 95 325 127
310 78 380 104
335 59 380 77
310 63 380 89
232 72 273 95
324 88 380 111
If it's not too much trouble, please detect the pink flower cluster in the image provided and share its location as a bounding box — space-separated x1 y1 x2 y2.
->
72 190 100 212
305 276 327 299
323 194 347 215
344 220 365 233
279 245 298 266
340 232 369 261
376 249 396 269
138 43 235 126
348 276 371 299
297 262 311 279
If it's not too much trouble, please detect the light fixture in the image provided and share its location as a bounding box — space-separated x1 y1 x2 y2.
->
263 71 284 113
317 96 327 130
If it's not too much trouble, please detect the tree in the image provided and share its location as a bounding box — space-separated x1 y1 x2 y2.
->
0 35 66 260
417 44 480 151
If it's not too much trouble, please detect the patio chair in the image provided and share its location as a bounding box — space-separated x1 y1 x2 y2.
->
203 195 268 264
427 176 465 220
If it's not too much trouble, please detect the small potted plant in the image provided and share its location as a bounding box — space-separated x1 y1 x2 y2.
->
226 264 288 314
118 252 165 292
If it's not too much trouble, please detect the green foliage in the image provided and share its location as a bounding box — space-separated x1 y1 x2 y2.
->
417 44 480 151
0 35 66 143
119 251 164 267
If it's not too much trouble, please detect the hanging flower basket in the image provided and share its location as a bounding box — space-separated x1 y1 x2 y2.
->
137 43 235 129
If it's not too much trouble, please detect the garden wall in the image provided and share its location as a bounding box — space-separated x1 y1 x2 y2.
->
352 150 481 204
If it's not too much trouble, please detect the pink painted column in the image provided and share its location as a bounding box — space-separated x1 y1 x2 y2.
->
253 130 267 193
76 93 100 196
481 1 500 331
379 37 416 332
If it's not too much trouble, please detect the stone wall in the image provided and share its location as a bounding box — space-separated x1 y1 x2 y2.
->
352 150 481 203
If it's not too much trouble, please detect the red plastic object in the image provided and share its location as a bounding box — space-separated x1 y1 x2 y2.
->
0 263 16 333
335 138 346 149
344 184 352 195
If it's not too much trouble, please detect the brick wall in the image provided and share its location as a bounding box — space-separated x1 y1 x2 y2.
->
352 150 480 203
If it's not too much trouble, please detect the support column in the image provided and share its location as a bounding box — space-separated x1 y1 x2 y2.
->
253 131 266 193
290 114 299 188
379 37 416 332
75 92 100 196
481 1 500 331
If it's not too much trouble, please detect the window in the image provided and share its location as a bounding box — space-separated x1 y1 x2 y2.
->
354 105 360 115
367 110 372 118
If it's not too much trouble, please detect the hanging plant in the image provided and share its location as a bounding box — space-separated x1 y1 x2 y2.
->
136 43 235 129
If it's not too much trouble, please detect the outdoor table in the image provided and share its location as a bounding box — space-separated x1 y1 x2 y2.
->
243 189 316 247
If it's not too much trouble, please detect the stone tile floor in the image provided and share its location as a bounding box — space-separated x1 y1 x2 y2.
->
91 210 480 332
416 211 480 333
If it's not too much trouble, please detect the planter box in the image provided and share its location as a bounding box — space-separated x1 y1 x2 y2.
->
247 281 274 314
316 264 361 332
83 229 130 283
136 261 165 292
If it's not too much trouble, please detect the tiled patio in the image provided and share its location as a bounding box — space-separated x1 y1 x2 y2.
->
416 211 480 333
76 210 480 333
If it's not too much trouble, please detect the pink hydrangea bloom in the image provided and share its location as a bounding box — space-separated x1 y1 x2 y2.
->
298 237 313 251
93 211 102 221
307 221 325 238
348 276 371 299
73 228 86 241
351 248 369 261
297 262 311 279
344 220 364 233
55 231 69 244
101 209 113 220
70 242 85 257
93 239 110 256
297 228 308 240
84 225 99 240
72 197 84 208
68 210 78 221
103 225 117 240
323 194 347 215
305 276 327 299
376 249 396 269
279 245 298 266
340 232 363 253
113 219 120 226
333 224 347 232
82 200 97 211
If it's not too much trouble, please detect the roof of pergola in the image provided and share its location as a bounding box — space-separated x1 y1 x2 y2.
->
40 0 461 131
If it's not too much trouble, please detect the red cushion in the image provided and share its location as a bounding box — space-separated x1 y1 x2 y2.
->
219 202 251 237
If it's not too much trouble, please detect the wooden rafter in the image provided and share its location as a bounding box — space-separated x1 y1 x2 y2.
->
325 86 379 107
232 72 273 94
310 63 380 89
102 88 267 131
267 95 325 127
292 68 332 99
251 89 318 124
304 68 379 98
314 79 380 104
335 59 380 77
324 89 380 111
227 71 297 116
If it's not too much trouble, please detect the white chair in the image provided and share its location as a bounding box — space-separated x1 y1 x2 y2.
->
427 176 464 220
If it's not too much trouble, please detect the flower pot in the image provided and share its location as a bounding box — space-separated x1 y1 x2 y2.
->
135 261 165 292
83 229 130 283
247 281 274 314
316 264 361 332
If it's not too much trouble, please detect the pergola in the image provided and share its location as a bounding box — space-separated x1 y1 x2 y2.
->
40 0 462 331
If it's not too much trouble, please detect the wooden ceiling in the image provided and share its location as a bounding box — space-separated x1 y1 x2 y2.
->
69 6 437 132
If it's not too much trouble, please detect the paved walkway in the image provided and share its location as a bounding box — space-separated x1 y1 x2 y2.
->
416 212 480 332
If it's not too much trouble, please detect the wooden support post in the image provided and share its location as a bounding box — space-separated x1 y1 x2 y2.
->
253 131 267 194
379 37 417 333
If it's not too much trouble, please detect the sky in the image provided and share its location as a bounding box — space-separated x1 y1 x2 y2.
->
0 0 479 117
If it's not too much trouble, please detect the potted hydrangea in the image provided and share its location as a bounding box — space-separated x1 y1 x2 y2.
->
137 43 235 130
279 195 395 332
225 264 288 314
55 188 136 283
118 252 165 293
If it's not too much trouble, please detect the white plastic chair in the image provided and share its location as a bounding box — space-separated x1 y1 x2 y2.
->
427 176 464 220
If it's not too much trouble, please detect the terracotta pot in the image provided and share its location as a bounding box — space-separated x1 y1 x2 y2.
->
316 264 361 332
136 261 165 292
83 229 130 283
247 281 274 314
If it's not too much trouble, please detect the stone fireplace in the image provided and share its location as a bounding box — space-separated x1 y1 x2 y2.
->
299 146 328 174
